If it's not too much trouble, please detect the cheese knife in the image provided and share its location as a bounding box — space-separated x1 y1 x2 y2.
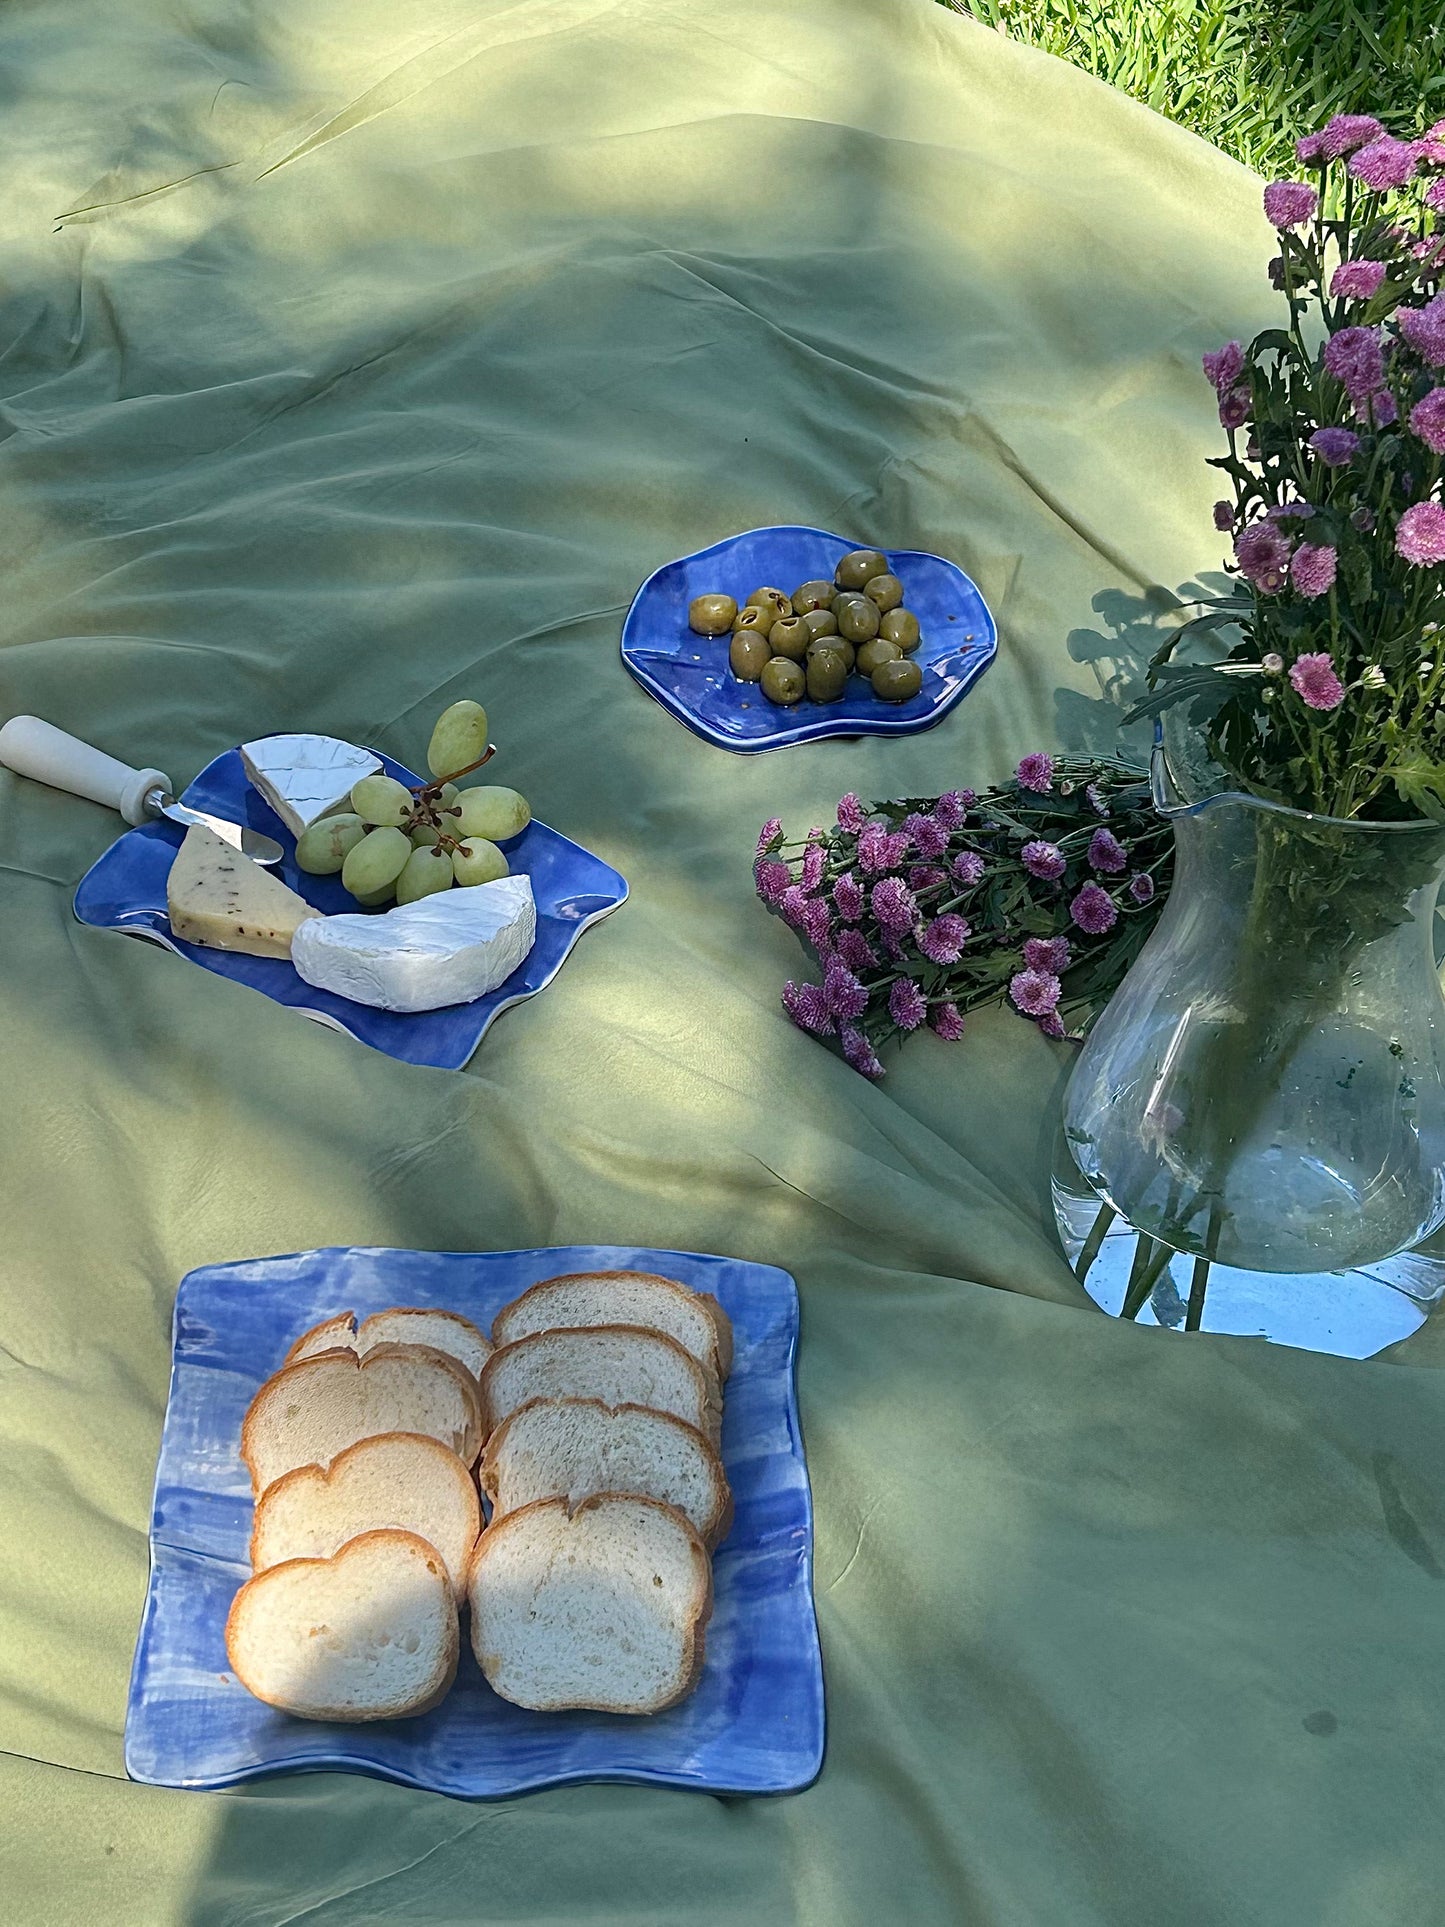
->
0 715 285 865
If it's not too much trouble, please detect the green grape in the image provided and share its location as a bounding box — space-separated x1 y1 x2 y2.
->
427 700 489 780
341 826 412 899
453 785 531 842
409 822 445 849
437 782 460 807
353 881 397 908
295 812 366 875
350 774 414 829
396 845 456 906
451 838 509 886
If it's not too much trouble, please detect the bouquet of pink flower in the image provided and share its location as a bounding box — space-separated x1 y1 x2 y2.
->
1139 112 1445 819
756 757 1171 1077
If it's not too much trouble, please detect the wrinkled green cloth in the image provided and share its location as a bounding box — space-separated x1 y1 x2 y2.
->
2 1 1443 1921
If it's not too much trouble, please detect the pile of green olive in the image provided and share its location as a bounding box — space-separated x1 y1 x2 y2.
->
687 548 925 707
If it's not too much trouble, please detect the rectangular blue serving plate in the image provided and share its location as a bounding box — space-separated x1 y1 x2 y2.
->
72 749 628 1071
126 1244 825 1799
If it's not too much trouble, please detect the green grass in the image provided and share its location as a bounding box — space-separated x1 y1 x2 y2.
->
947 0 1445 179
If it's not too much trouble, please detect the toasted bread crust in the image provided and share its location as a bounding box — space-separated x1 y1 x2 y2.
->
495 1271 733 1382
241 1342 484 1496
225 1528 459 1722
248 1430 481 1575
466 1493 712 1714
357 1307 493 1377
283 1310 357 1365
479 1395 733 1549
478 1323 722 1446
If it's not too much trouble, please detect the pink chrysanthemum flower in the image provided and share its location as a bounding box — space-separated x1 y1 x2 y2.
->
1087 828 1128 874
832 871 864 922
1219 388 1251 431
1213 500 1235 531
1015 752 1054 794
1290 543 1338 599
857 824 910 875
1266 501 1314 522
1398 295 1445 366
800 837 826 893
1330 259 1387 301
756 817 783 861
1129 873 1156 905
918 913 971 964
1323 325 1385 401
1348 136 1419 191
782 981 833 1036
1310 427 1359 467
934 790 972 830
952 850 985 887
834 927 876 975
823 963 869 1021
929 1002 965 1041
1202 341 1244 395
908 865 947 892
835 793 868 835
1355 389 1397 428
1023 936 1071 974
889 978 928 1032
755 858 790 907
840 1025 884 1079
781 884 813 929
1321 114 1383 160
1070 883 1118 935
1397 502 1445 567
870 876 918 936
1429 180 1445 213
1037 1012 1066 1040
1009 968 1062 1017
1085 783 1109 817
1263 180 1318 228
1021 839 1066 881
1295 131 1328 164
1235 523 1292 593
1410 389 1445 454
801 898 833 950
1288 651 1346 710
903 811 950 859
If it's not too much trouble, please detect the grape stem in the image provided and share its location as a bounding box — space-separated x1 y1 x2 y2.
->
403 742 496 850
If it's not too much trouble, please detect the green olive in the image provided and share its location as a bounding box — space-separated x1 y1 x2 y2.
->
746 586 792 624
760 656 806 706
836 596 881 643
732 603 777 639
855 637 903 676
791 579 836 614
808 633 854 671
835 548 888 590
806 647 849 703
768 615 810 660
802 608 838 642
688 592 737 636
879 607 921 653
864 572 904 613
729 632 771 682
871 657 924 703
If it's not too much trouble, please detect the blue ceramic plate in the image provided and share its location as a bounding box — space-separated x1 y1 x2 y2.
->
125 1244 822 1798
621 524 996 752
72 749 627 1071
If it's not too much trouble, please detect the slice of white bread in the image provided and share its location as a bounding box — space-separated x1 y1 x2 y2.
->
241 1344 483 1496
250 1432 481 1594
226 1528 458 1721
478 1325 721 1447
492 1271 733 1383
468 1494 712 1713
284 1307 492 1383
480 1397 733 1549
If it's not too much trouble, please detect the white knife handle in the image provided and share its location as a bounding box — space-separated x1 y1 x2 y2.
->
0 715 170 826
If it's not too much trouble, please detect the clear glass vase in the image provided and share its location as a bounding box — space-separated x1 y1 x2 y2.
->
1053 726 1445 1356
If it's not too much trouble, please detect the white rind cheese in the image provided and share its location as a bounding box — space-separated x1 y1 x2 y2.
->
291 876 537 1012
240 734 381 837
167 824 322 959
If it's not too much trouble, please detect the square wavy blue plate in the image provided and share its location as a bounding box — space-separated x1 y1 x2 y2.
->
125 1243 824 1798
72 749 627 1071
621 524 996 752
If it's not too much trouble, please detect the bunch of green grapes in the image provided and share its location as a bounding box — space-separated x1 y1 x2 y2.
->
293 700 533 907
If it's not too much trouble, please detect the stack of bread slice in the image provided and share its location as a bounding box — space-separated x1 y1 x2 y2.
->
224 1270 733 1723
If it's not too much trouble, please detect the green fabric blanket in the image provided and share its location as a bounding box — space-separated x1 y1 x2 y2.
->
2 1 1443 1919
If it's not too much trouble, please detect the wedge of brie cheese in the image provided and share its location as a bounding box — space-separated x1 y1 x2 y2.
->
167 824 322 959
290 875 537 1012
240 734 382 837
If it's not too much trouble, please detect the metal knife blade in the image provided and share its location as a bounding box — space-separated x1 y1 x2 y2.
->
147 789 284 866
